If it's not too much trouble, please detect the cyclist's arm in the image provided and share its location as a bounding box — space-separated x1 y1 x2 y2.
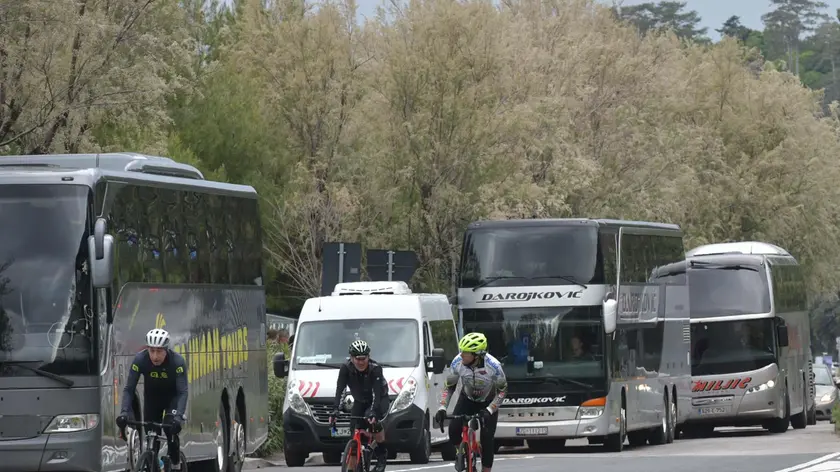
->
439 356 461 409
173 355 188 417
487 360 508 414
333 363 349 411
371 364 388 415
120 354 144 416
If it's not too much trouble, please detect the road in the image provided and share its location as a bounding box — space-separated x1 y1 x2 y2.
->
247 422 840 472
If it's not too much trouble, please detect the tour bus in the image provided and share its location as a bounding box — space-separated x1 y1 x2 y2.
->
0 153 268 472
272 281 459 467
664 241 814 436
454 218 691 452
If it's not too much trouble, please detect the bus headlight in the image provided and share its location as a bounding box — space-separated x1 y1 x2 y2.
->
390 378 418 413
43 414 99 433
746 379 775 394
577 397 606 419
287 389 311 416
577 406 604 419
821 392 836 403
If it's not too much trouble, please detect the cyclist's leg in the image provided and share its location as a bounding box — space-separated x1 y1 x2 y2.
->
347 402 367 469
163 399 182 469
447 397 467 446
372 402 388 472
478 404 498 471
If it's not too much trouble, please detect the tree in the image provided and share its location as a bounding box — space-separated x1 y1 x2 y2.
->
717 16 753 42
762 0 830 76
0 0 191 154
614 1 709 43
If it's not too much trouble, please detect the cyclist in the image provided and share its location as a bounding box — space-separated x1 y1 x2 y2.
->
117 328 188 470
434 332 507 472
329 340 390 472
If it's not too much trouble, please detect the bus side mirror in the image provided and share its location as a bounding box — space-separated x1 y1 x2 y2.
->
603 299 617 334
273 352 289 378
777 325 789 347
88 217 115 289
429 348 446 374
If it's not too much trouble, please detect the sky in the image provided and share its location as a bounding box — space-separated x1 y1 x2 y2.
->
348 0 840 41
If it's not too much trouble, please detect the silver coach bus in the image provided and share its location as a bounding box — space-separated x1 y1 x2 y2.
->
0 153 268 472
454 218 691 452
658 241 814 437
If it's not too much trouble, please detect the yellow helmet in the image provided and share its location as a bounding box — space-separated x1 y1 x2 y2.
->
458 332 488 354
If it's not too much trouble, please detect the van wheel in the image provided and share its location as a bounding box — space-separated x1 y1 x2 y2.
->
439 441 457 461
409 417 432 464
284 443 307 467
323 450 343 465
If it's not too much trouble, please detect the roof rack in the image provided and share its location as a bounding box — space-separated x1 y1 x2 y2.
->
331 281 413 296
0 152 204 180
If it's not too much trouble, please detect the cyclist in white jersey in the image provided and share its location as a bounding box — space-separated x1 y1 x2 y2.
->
434 332 507 472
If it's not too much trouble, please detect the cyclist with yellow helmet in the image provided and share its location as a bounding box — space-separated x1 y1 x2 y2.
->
434 332 507 472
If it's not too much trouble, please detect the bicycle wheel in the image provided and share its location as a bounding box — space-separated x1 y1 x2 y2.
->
133 451 157 472
340 439 361 472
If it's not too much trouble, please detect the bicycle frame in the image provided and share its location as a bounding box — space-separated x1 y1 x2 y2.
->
445 414 482 472
334 415 378 472
123 420 175 472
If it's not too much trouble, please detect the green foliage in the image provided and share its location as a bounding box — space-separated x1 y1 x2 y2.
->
255 342 290 458
833 403 840 433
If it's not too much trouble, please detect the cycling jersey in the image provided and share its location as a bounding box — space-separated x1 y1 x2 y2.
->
440 353 507 413
120 349 189 419
332 359 389 415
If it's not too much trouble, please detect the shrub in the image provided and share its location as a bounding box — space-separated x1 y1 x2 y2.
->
255 342 290 457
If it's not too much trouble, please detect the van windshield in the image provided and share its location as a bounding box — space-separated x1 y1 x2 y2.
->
292 319 420 370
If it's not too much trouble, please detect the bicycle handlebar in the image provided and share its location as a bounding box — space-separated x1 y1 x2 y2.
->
124 419 175 431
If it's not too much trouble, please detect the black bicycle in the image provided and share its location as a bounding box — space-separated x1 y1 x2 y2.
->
122 420 188 472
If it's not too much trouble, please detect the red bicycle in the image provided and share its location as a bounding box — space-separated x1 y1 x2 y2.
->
443 413 483 472
334 415 379 472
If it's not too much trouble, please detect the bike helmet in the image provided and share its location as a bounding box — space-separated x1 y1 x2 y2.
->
458 332 487 354
349 339 371 356
146 328 170 348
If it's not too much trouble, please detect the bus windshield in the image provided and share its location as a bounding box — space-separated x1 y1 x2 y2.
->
462 307 606 390
459 225 600 288
690 319 776 375
687 264 771 317
292 319 419 370
0 184 95 376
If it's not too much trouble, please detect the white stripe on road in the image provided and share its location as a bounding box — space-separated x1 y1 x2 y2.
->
385 456 535 472
775 453 840 472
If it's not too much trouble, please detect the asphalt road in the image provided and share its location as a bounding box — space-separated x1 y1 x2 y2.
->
247 422 840 472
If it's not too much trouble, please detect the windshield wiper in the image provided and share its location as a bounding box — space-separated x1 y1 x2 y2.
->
530 275 587 289
298 362 342 369
472 275 587 291
472 276 527 291
512 376 592 389
0 361 74 387
690 261 759 272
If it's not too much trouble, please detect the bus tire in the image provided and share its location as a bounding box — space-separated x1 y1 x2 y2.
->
791 386 807 430
215 399 232 472
648 396 668 445
666 393 676 443
768 390 790 434
604 405 625 452
229 407 246 472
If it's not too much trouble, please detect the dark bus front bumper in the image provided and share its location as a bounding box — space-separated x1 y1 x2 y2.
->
283 404 427 455
0 428 102 472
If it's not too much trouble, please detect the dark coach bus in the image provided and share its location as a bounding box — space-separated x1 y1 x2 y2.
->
0 153 268 472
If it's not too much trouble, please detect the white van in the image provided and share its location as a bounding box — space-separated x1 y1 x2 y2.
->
272 282 460 467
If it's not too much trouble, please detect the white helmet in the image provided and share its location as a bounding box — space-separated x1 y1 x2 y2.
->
146 328 170 348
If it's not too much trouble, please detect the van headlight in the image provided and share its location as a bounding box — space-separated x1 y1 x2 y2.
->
746 379 775 394
390 378 417 413
287 388 312 416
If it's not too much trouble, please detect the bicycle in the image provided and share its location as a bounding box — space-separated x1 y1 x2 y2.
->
440 413 484 472
333 415 380 472
122 419 188 472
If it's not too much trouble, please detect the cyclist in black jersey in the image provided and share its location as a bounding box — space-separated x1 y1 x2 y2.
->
117 328 188 471
329 340 390 472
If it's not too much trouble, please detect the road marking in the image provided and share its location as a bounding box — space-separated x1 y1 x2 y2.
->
385 456 534 472
775 453 840 472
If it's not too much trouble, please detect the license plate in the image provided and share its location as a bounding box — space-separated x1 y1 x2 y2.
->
698 406 728 415
330 427 351 437
515 427 548 436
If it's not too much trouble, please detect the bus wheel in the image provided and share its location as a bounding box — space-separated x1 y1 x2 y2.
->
215 399 232 472
229 408 246 472
791 386 807 430
666 395 677 443
604 406 625 452
647 396 668 445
